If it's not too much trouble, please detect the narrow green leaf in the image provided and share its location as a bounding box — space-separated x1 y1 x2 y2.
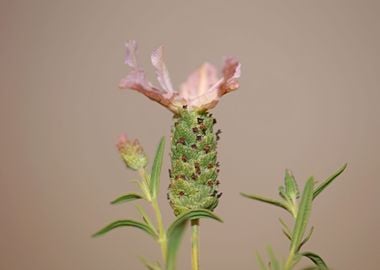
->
301 251 328 270
110 193 143 204
256 252 268 270
150 137 166 199
92 219 158 239
299 226 314 250
167 209 223 236
241 192 292 215
166 209 223 270
166 218 187 270
313 163 347 200
290 177 314 253
267 246 280 270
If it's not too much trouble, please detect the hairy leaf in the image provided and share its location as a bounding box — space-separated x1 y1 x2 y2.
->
110 193 143 204
150 137 166 199
92 219 157 239
313 163 347 200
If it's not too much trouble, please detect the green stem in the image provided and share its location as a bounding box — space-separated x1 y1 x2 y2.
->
139 168 167 261
284 251 295 270
152 199 167 261
284 211 298 270
191 219 200 270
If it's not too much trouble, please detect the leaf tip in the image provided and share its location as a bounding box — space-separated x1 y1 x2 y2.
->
285 168 293 176
91 231 102 238
342 162 348 171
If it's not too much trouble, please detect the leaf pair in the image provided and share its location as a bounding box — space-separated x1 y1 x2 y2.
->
93 208 222 270
241 171 300 217
241 164 347 217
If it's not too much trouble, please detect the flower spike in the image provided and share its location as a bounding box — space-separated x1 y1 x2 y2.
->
119 40 241 216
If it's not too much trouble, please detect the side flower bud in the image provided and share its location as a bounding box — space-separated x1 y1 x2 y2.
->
117 134 148 170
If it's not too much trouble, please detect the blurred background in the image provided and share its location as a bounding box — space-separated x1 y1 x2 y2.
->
1 0 379 269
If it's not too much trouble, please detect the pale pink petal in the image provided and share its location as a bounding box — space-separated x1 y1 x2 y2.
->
119 70 174 110
120 71 176 113
151 46 174 97
124 40 138 68
179 63 219 108
120 41 240 113
120 41 179 112
192 58 241 111
119 69 152 90
219 57 241 95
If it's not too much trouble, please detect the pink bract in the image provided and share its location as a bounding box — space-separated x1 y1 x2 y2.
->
119 40 241 113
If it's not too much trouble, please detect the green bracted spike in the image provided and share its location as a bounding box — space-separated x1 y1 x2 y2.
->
168 109 221 216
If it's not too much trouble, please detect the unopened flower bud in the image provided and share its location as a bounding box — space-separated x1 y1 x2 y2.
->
117 134 148 170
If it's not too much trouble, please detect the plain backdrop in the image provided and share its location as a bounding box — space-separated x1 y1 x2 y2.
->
1 1 379 269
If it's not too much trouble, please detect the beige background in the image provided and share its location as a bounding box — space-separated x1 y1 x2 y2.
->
1 0 379 269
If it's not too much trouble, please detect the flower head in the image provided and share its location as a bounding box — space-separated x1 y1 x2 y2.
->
117 134 148 170
119 40 241 113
